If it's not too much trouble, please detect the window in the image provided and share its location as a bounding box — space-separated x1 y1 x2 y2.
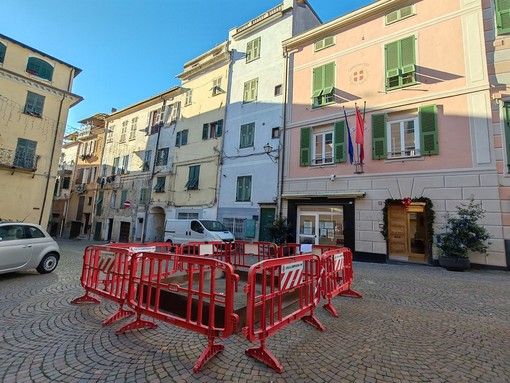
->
385 36 416 90
120 120 128 142
314 36 335 52
312 62 335 108
176 130 188 147
243 78 258 103
120 190 128 208
107 125 114 143
385 5 415 25
139 188 148 204
372 105 438 160
177 212 199 219
150 108 163 134
26 57 53 81
120 155 129 174
154 177 165 193
274 85 282 96
272 127 280 139
96 191 104 216
496 1 510 34
143 150 152 171
24 91 45 117
313 132 334 164
240 122 255 148
185 165 200 190
300 122 346 166
236 176 252 202
246 37 261 62
112 157 119 175
62 177 70 189
156 148 169 166
102 164 107 176
212 77 223 96
129 117 138 140
185 90 192 106
202 120 223 140
14 138 37 169
0 42 6 64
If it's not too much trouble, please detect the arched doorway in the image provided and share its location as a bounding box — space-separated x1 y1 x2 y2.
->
147 206 165 242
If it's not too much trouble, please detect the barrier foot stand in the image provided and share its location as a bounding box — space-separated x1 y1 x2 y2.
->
245 340 284 373
102 307 135 326
70 292 100 304
339 289 363 298
193 336 224 373
322 300 339 318
115 314 157 334
301 312 326 332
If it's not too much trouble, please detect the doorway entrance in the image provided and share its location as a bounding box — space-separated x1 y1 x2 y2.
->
119 221 131 243
296 206 344 246
388 203 428 263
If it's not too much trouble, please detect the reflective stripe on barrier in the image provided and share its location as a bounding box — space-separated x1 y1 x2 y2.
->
321 248 362 317
117 252 239 373
243 254 325 373
71 245 135 325
231 241 278 269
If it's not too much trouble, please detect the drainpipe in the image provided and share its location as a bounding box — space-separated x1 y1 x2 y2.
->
40 68 74 226
278 48 290 218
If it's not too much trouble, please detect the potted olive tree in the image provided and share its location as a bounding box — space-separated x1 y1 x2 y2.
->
435 198 491 271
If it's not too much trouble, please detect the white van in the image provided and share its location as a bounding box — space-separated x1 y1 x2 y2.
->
164 219 235 245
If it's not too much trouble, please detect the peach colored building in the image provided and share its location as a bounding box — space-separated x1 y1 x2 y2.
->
282 0 506 268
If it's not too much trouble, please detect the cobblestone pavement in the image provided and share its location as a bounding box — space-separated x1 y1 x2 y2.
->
1 239 509 383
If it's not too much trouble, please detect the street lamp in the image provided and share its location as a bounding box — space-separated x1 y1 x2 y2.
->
263 143 278 162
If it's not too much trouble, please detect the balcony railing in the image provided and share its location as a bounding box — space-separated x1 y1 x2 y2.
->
0 147 40 171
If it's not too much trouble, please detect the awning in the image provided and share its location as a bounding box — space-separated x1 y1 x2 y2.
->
281 191 366 199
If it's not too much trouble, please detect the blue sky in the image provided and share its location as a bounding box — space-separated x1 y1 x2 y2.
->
3 0 374 131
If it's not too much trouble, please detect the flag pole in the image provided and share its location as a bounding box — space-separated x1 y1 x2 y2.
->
354 102 359 167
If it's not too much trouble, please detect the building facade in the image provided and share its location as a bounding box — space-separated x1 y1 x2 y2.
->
100 88 181 243
0 33 82 226
217 0 321 241
281 0 506 267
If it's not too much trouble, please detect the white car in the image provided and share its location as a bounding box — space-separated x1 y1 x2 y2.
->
0 222 60 274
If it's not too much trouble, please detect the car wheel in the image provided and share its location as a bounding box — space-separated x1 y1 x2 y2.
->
36 252 59 274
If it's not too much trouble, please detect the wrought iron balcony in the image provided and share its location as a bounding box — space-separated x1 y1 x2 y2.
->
0 147 40 172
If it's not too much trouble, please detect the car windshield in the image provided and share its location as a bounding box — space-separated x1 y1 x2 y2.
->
201 220 227 232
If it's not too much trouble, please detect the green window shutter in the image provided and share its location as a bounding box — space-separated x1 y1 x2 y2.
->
496 0 510 34
372 114 387 159
385 41 400 86
120 190 128 208
243 81 250 102
246 40 253 61
504 102 510 170
216 119 223 137
202 123 209 140
400 36 416 71
324 36 334 47
253 37 260 59
312 66 323 95
300 127 312 166
324 62 335 88
334 121 346 163
0 42 6 63
176 131 181 146
14 138 37 168
420 105 438 155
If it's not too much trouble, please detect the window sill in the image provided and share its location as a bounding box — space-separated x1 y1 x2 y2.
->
311 101 335 110
384 155 424 163
385 81 419 92
23 111 42 118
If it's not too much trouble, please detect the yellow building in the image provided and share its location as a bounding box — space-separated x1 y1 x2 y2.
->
171 41 230 220
0 33 82 226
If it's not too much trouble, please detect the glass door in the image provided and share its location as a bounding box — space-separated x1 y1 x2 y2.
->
297 207 344 245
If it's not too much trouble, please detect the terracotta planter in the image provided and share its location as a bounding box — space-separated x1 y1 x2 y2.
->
439 256 470 271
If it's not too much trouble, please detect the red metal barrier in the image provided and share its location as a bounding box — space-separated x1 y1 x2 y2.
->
321 248 362 317
231 241 278 269
106 242 178 254
180 241 231 261
117 251 239 373
279 243 341 257
71 245 135 325
243 254 324 373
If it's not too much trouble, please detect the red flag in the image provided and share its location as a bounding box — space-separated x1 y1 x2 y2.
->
355 107 364 163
